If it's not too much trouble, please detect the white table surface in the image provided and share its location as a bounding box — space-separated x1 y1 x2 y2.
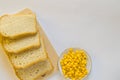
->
0 0 120 80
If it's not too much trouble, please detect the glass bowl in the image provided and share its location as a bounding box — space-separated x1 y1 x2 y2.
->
58 48 92 80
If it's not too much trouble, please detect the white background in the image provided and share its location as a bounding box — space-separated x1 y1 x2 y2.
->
0 0 120 80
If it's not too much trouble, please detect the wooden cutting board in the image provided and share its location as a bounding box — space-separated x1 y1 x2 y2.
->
0 9 59 80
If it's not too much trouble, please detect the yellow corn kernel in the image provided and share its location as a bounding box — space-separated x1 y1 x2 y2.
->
62 69 66 74
61 66 66 69
75 50 79 53
82 60 87 65
71 78 76 80
78 50 84 53
72 51 75 54
84 69 88 75
69 48 73 52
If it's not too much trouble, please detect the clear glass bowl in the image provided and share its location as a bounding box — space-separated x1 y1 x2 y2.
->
58 48 92 80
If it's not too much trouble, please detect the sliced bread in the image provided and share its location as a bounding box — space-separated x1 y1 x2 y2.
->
0 14 37 39
2 32 40 53
15 59 53 80
8 38 47 69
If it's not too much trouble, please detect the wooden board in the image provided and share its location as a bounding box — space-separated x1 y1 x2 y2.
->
0 9 59 80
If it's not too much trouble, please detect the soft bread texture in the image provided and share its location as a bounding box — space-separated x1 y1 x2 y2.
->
0 8 54 80
16 59 53 80
0 14 37 39
2 33 40 54
8 38 47 69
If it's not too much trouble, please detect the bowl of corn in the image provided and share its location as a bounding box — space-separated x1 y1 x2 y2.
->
58 48 92 80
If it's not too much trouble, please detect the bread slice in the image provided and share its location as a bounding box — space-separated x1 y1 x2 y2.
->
2 32 40 54
8 38 47 69
15 59 53 80
0 14 37 39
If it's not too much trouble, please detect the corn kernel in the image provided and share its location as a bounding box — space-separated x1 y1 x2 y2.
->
69 48 73 52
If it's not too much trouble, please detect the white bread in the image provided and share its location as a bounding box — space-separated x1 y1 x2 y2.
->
0 14 37 39
2 32 40 54
0 8 54 80
15 59 53 80
8 38 47 69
